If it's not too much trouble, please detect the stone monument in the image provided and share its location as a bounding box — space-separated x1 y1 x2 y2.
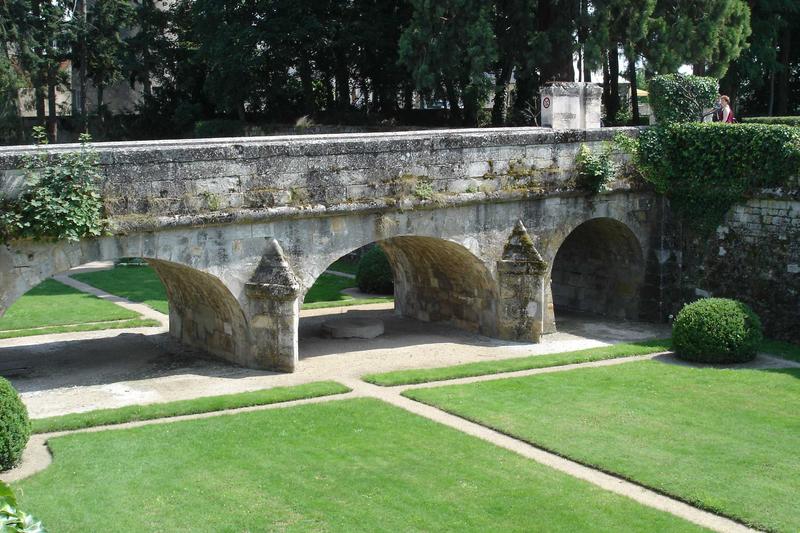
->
540 82 602 130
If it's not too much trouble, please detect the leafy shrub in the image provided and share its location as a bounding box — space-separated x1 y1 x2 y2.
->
742 116 800 127
0 128 105 243
0 480 46 532
673 298 763 364
629 123 800 232
649 74 718 124
356 246 394 295
574 144 618 193
0 377 30 471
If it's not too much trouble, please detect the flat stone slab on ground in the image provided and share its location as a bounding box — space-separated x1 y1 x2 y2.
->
321 317 385 339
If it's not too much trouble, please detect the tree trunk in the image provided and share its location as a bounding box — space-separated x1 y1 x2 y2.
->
511 69 536 121
237 101 246 122
444 80 462 125
491 63 512 125
78 0 88 132
403 85 413 111
602 51 610 116
628 51 639 125
323 77 334 109
35 86 46 128
299 54 314 115
537 0 575 82
334 51 349 109
605 47 620 124
46 72 57 143
693 63 706 76
360 78 369 111
768 69 775 116
776 27 791 116
463 85 478 127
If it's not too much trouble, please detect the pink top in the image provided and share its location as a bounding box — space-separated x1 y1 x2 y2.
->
722 106 734 123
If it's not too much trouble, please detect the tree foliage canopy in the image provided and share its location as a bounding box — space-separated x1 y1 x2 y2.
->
1 0 797 138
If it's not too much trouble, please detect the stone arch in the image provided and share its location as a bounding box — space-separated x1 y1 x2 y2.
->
381 236 499 336
0 239 252 368
550 217 645 320
303 235 500 337
147 259 251 366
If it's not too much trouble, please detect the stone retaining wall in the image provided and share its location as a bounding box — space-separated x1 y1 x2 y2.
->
701 196 800 342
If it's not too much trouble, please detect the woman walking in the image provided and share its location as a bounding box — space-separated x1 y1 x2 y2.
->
717 95 735 123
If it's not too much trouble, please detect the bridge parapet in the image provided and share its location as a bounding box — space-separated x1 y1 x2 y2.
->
0 127 640 231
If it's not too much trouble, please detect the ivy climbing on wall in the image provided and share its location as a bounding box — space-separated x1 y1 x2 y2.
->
618 123 800 233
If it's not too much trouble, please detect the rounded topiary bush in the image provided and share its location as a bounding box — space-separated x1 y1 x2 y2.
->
672 298 763 364
0 378 30 471
356 246 394 295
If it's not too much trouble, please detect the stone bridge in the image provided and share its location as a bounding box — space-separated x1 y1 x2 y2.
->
0 127 664 372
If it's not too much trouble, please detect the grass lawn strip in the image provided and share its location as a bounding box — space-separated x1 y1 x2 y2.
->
72 266 169 314
761 338 800 362
74 267 393 312
0 318 161 339
17 398 702 532
302 295 393 310
302 272 393 310
404 360 800 532
328 257 358 275
0 279 142 331
31 381 351 434
362 338 672 386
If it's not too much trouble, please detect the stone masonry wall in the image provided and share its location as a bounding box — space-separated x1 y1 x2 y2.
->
551 218 645 320
700 196 800 342
0 127 639 233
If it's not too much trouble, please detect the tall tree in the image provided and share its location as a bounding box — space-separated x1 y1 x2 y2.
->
15 0 72 142
491 0 537 124
0 1 24 142
125 0 170 100
399 0 496 125
192 0 265 121
722 0 798 115
351 0 412 114
536 0 579 82
84 0 134 114
645 0 751 77
585 0 655 124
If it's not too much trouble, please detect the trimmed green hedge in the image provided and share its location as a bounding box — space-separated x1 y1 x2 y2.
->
742 116 800 127
636 123 800 232
356 246 394 295
0 378 30 471
673 298 763 364
649 74 718 124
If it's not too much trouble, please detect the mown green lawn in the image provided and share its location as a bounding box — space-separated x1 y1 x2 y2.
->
73 266 170 315
405 361 800 532
0 279 157 338
302 273 392 310
74 267 392 313
762 338 800 362
31 381 350 433
16 399 702 532
363 339 671 386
